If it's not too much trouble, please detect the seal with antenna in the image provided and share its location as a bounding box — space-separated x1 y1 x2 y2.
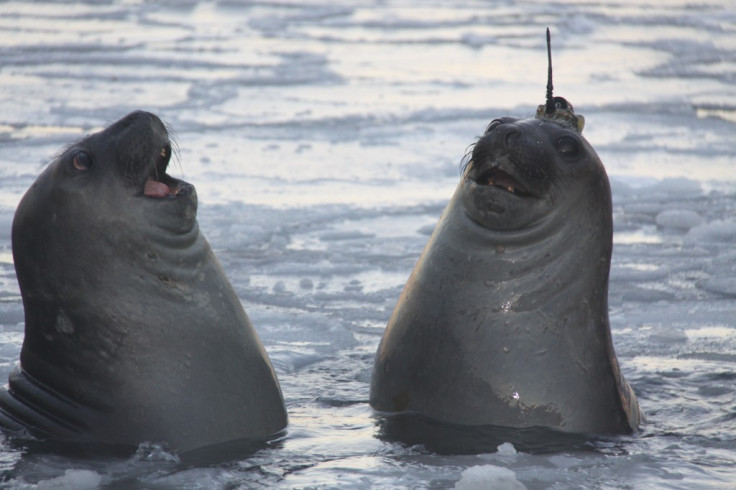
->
536 28 585 133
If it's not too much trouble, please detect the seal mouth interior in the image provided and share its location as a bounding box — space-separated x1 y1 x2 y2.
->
143 144 183 198
475 168 532 197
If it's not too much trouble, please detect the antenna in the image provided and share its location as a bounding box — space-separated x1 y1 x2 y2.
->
535 28 585 132
545 27 554 114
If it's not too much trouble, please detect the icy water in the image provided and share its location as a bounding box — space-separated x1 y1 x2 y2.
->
0 0 735 488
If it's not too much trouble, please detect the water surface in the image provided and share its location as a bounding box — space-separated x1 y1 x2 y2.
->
0 1 734 488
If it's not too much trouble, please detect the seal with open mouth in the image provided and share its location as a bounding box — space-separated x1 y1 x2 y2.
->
0 111 287 453
370 31 641 435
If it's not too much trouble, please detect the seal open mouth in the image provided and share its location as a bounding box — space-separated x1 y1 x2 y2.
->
476 167 532 197
143 144 183 198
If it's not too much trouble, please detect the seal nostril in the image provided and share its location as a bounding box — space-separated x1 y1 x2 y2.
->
503 127 520 146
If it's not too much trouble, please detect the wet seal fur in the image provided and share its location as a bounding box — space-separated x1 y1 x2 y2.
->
0 111 287 453
370 32 641 435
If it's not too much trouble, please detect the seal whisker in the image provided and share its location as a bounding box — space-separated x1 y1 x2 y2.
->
170 139 184 178
164 123 185 179
460 140 479 173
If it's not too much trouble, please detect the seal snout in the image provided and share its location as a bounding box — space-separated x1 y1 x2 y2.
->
468 128 534 198
107 111 189 200
466 118 558 201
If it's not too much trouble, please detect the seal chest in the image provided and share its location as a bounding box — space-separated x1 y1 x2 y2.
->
370 31 641 435
0 111 287 453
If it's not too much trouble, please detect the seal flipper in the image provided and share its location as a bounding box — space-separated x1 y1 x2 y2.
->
0 369 90 442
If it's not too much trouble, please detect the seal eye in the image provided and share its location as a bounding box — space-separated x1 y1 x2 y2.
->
556 136 580 158
485 119 503 134
72 152 92 171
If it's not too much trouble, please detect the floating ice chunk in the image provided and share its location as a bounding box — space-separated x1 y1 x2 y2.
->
566 14 596 34
649 177 702 196
0 303 24 326
454 465 526 490
225 223 270 247
622 287 675 303
496 442 517 455
699 278 736 297
646 325 688 344
36 470 103 490
253 312 358 352
134 442 180 463
685 220 736 244
655 209 702 230
0 211 12 240
549 454 583 467
344 279 364 292
610 264 669 283
269 350 324 373
698 250 736 296
416 223 436 236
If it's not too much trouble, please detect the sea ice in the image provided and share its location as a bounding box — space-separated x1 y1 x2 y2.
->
454 465 527 490
35 470 103 490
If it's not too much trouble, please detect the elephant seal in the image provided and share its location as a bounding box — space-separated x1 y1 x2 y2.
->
0 111 287 453
370 31 641 435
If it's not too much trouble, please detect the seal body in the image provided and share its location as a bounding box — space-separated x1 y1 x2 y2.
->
370 116 641 434
0 111 287 453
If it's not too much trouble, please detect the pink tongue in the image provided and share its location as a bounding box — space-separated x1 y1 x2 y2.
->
144 178 170 198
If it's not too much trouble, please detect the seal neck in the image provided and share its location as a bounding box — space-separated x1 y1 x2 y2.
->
435 184 612 309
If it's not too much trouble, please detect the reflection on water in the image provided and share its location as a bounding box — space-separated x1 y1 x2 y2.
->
376 413 613 456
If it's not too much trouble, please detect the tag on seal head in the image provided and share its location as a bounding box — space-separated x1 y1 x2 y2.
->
535 28 585 133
